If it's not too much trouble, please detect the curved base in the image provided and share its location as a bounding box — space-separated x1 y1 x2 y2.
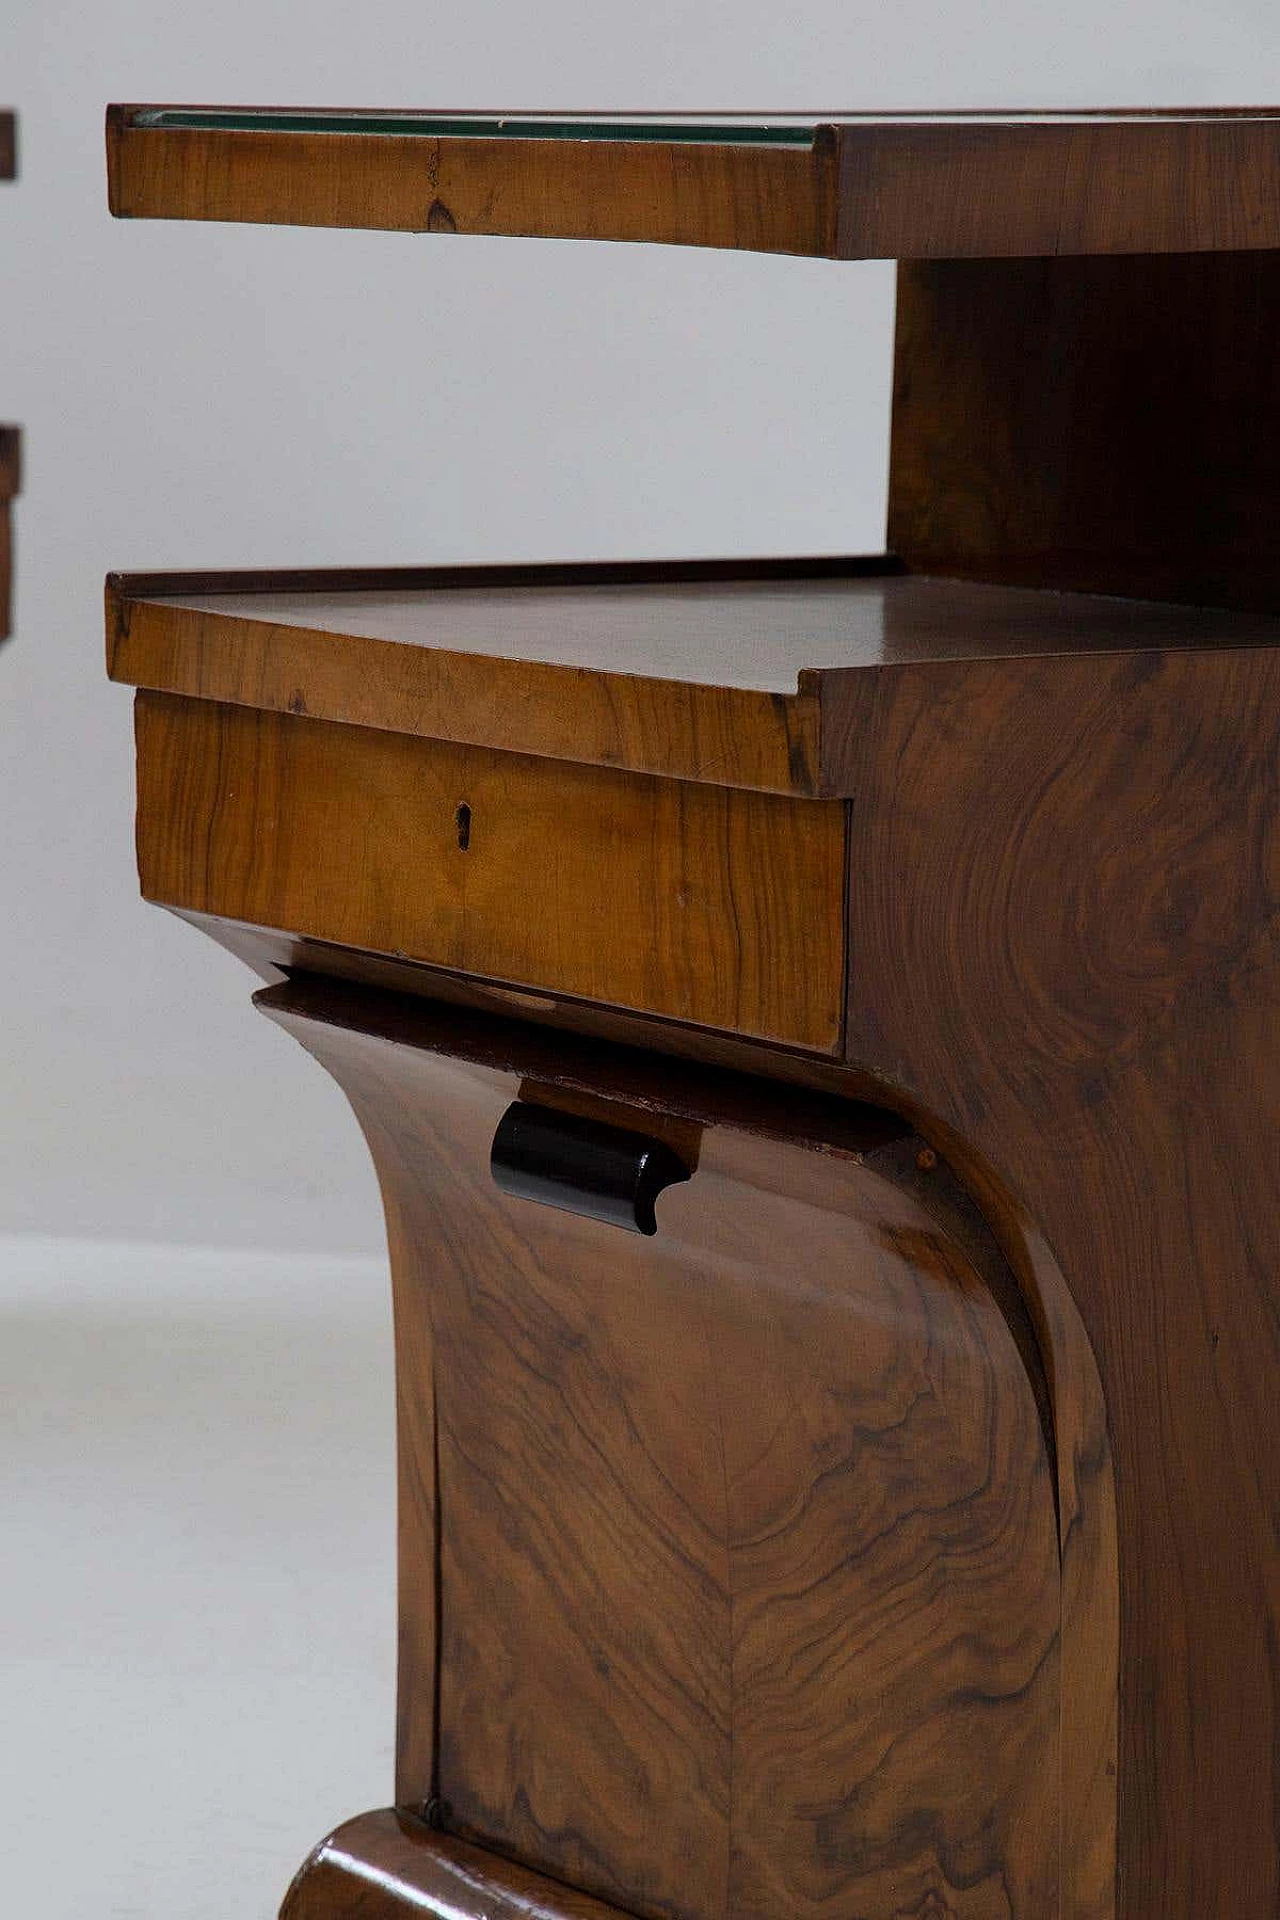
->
283 1812 626 1919
261 974 1112 1920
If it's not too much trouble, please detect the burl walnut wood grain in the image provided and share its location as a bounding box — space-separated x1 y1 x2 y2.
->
832 641 1280 1916
261 977 1077 1920
132 693 847 1051
890 252 1280 609
284 1810 630 1920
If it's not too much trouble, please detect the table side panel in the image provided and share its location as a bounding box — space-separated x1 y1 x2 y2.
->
835 642 1280 1916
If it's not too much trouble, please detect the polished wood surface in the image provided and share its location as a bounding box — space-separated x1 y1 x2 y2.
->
284 1811 630 1919
163 884 1123 1915
262 975 1097 1920
108 91 1280 1920
109 105 1280 257
108 563 1280 795
890 252 1280 608
110 560 849 797
134 692 847 1051
121 616 1276 1918
107 108 834 256
832 113 1280 257
838 640 1280 1914
0 111 14 180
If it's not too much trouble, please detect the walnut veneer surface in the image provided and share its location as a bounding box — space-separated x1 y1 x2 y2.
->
116 568 1280 1914
109 93 1280 1920
263 979 1084 1920
282 1812 634 1919
133 691 848 1051
112 543 1280 1916
108 563 1280 794
109 105 1280 257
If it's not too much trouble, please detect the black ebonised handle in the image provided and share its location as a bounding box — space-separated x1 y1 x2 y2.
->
490 1101 690 1236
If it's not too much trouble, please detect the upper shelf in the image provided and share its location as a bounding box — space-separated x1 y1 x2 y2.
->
107 557 1280 796
106 105 1280 258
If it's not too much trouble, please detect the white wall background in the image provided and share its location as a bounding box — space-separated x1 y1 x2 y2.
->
2 1 1277 1254
3 13 1279 1920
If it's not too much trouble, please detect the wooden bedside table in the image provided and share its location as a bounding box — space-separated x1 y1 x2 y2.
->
107 109 1280 1920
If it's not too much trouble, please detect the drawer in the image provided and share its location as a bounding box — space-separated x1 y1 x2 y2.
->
134 693 847 1053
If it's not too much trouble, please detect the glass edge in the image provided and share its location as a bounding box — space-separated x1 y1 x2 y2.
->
128 109 820 147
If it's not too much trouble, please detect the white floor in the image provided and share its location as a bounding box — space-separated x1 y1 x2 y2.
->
0 1235 397 1919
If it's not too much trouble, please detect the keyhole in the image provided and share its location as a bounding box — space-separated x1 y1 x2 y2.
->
455 802 472 851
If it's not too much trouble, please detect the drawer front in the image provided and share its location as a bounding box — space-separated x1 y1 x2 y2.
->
134 694 847 1052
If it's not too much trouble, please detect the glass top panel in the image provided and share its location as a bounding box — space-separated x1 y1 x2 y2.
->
130 109 820 146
